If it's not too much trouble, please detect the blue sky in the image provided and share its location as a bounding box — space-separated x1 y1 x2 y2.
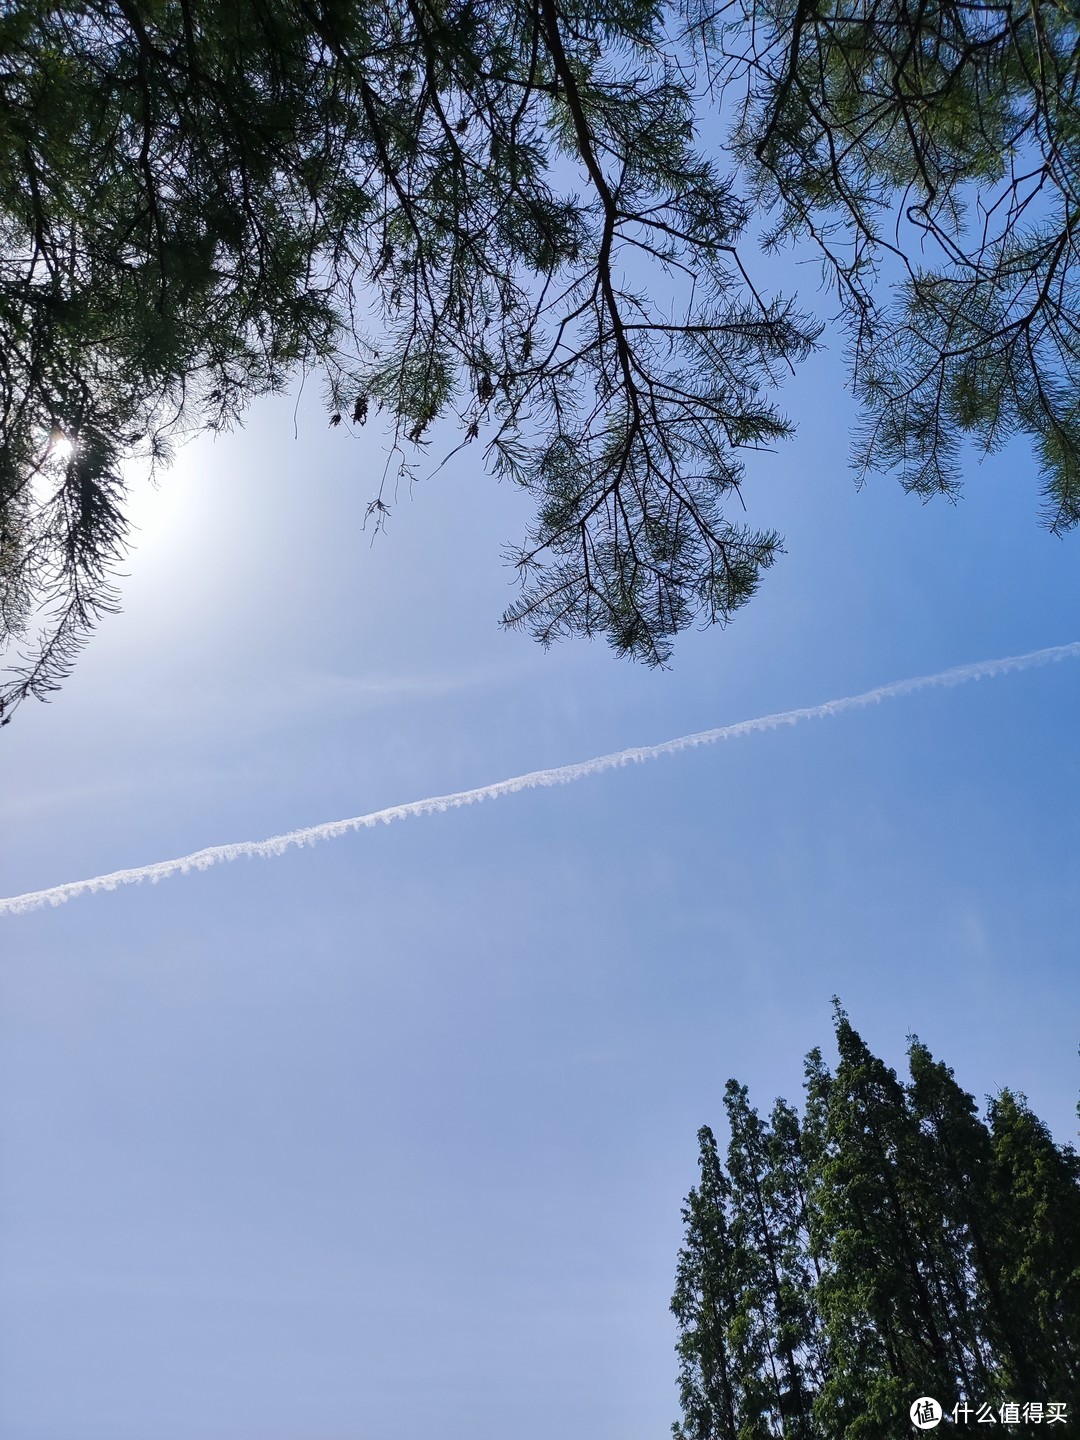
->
0 323 1077 1438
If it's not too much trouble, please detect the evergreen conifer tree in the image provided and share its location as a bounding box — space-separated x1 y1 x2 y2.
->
672 1125 759 1440
671 1010 1080 1439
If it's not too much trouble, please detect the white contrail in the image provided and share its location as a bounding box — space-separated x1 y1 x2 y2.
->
3 641 1077 918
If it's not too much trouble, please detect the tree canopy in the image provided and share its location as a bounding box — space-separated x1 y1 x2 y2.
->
671 1005 1080 1438
2 0 1079 720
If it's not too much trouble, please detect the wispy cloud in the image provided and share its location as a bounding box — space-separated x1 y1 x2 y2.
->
92 659 532 734
3 642 1076 918
245 661 532 716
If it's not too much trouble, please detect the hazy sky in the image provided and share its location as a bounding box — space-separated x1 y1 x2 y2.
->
1 326 1077 1438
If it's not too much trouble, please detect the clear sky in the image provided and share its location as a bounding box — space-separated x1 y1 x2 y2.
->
0 321 1077 1438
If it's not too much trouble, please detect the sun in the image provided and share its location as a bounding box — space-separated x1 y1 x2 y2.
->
47 427 75 463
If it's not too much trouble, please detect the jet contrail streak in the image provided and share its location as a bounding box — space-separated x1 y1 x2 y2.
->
3 641 1077 917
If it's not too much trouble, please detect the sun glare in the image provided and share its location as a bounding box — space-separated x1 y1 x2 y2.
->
48 428 75 463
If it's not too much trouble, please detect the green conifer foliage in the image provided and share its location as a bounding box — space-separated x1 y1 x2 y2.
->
987 1091 1080 1401
672 1126 757 1440
3 0 1080 718
0 0 819 716
671 1011 1080 1438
